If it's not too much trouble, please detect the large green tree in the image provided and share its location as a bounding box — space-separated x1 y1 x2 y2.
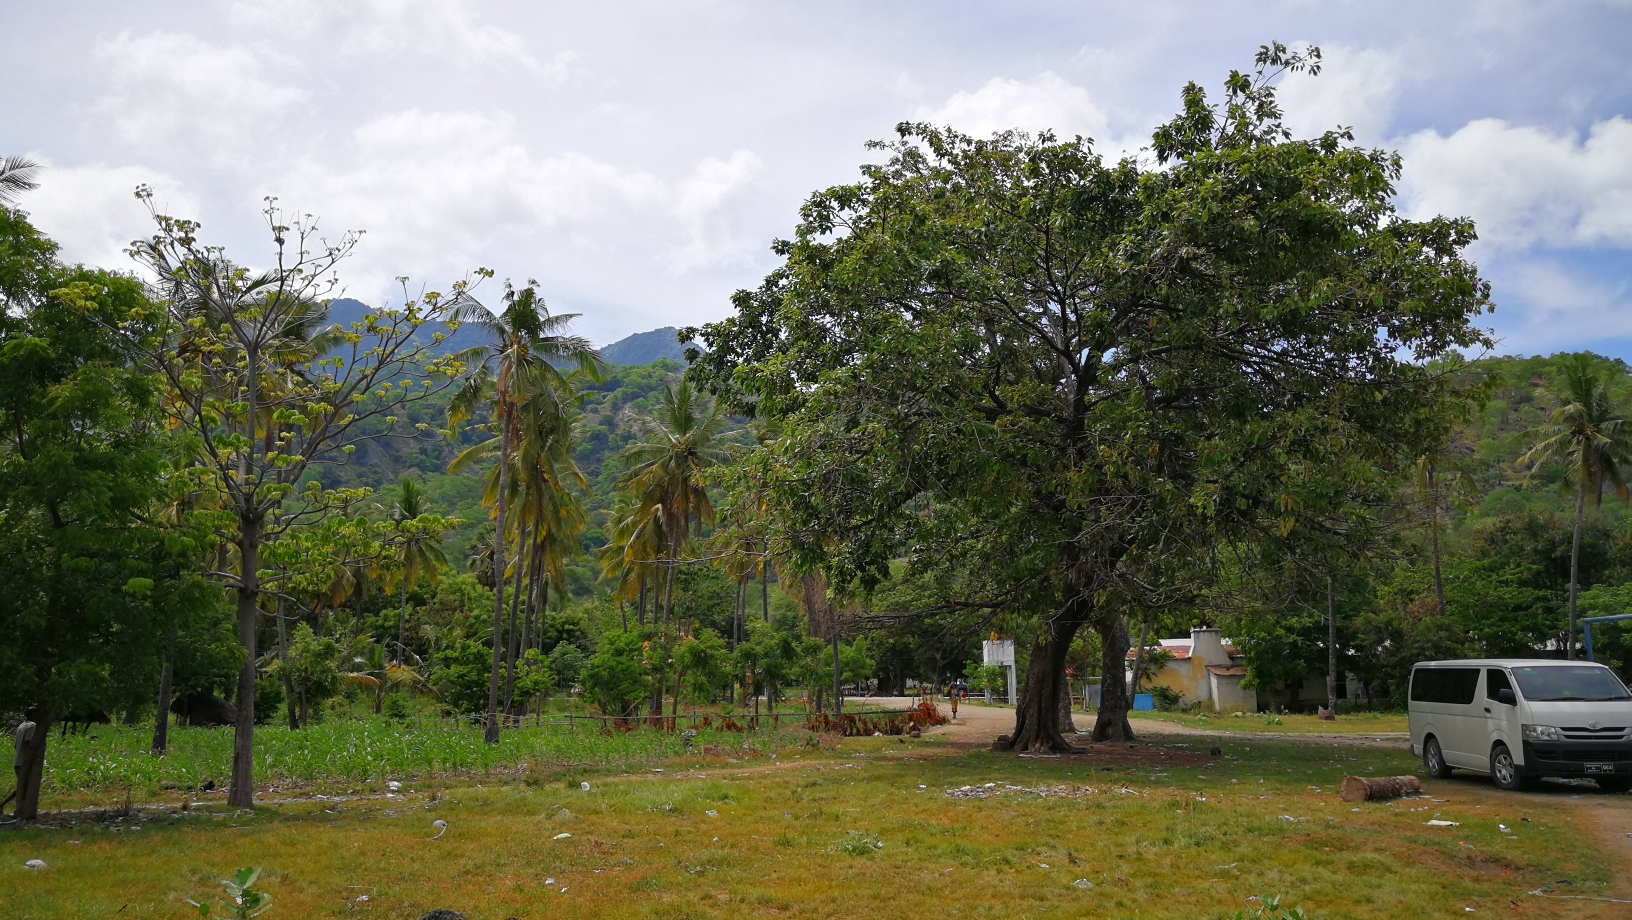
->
688 44 1490 752
0 206 217 819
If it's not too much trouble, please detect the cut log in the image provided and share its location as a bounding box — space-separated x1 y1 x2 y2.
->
1340 774 1422 803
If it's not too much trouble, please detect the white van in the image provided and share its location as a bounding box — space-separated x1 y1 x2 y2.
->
1408 659 1632 793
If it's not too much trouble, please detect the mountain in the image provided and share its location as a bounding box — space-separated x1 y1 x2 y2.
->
323 298 491 356
598 327 696 366
324 300 695 368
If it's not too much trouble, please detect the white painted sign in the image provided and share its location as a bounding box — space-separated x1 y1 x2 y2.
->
982 639 1015 666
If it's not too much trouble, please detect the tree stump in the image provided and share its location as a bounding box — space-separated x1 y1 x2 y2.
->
1340 775 1422 802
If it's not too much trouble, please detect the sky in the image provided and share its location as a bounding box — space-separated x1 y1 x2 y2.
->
2 0 1630 354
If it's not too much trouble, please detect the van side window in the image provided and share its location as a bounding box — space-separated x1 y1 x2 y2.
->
1410 667 1480 704
1486 669 1513 700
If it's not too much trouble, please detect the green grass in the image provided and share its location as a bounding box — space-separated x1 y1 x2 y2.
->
3 729 1621 919
35 717 805 801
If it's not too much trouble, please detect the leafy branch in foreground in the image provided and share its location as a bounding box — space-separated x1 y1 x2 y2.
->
189 867 271 920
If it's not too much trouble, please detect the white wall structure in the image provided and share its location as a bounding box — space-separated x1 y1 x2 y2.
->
983 639 1017 704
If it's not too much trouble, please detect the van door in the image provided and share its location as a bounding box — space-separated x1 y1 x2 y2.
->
1438 667 1486 769
1483 668 1521 768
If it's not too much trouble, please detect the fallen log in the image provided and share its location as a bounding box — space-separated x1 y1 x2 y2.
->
1340 774 1422 802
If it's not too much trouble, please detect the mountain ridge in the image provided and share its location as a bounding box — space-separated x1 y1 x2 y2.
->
324 299 695 367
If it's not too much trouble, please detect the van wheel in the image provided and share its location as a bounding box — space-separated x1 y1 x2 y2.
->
1423 737 1453 779
1490 743 1523 791
1596 777 1632 794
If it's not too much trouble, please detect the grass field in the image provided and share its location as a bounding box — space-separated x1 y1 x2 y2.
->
5 723 1627 919
30 717 811 805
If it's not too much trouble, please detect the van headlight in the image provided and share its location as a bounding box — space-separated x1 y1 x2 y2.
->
1522 724 1563 742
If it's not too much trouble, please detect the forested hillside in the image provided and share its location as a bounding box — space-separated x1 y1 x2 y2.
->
304 350 704 597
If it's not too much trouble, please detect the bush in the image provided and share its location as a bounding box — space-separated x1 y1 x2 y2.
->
432 639 496 715
382 693 412 719
253 677 285 725
1150 685 1182 711
581 631 651 717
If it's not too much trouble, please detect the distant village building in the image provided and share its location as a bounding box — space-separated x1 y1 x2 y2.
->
1126 626 1378 713
1125 627 1254 712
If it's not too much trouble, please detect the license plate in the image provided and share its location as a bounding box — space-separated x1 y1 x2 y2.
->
1586 763 1615 774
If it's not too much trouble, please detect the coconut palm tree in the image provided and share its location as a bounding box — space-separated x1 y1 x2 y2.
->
447 280 599 742
386 477 448 659
617 379 729 626
597 490 667 628
0 156 41 205
452 393 590 717
344 636 422 715
1521 355 1632 658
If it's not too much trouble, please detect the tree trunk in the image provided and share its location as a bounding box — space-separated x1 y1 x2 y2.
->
151 628 177 754
1057 678 1076 734
503 522 530 719
396 588 410 661
1340 774 1422 802
522 547 536 660
662 532 678 625
1009 617 1086 753
761 554 770 622
638 574 647 627
485 407 510 744
545 567 558 645
1428 474 1446 615
732 577 745 651
832 631 842 714
276 600 298 730
1326 577 1339 715
12 707 50 820
1129 618 1151 695
1568 481 1585 660
228 519 261 808
1091 613 1135 743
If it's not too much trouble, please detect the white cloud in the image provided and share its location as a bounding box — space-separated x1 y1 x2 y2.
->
276 108 665 292
1489 257 1632 350
21 160 198 271
225 0 541 70
93 31 305 154
1278 45 1403 141
668 150 765 271
914 71 1109 142
1397 116 1632 251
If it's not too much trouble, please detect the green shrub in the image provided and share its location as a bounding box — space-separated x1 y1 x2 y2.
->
432 639 496 715
1150 685 1182 710
382 693 412 719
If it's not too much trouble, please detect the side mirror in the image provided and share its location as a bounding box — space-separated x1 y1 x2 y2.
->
1497 688 1516 706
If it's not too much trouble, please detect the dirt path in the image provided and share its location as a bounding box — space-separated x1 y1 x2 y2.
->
865 697 1409 748
860 697 1030 743
1128 716 1410 748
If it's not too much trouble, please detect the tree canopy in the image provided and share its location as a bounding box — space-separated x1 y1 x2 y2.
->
688 44 1492 751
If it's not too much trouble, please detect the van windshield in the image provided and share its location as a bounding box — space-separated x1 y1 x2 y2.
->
1510 666 1631 702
